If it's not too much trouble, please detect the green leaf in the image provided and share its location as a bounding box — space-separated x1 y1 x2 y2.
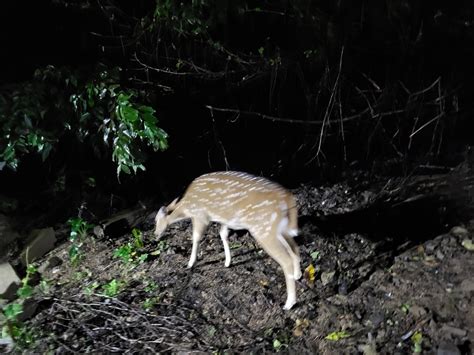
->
325 331 350 341
119 105 139 123
273 339 282 350
17 284 34 299
102 279 122 297
310 251 320 261
3 144 16 162
26 264 37 275
69 244 80 259
120 164 131 175
41 143 52 161
3 303 23 320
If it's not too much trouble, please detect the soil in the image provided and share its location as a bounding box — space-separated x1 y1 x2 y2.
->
3 181 474 354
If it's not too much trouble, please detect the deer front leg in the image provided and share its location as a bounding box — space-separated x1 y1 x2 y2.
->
188 219 207 268
219 225 231 267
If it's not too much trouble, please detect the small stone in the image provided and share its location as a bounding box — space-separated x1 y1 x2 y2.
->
450 226 469 237
93 225 104 238
436 250 445 260
321 270 336 286
38 256 63 273
409 305 427 319
369 312 385 327
436 342 461 355
16 298 39 322
440 325 467 338
338 281 348 295
459 279 474 292
359 342 377 355
425 241 437 253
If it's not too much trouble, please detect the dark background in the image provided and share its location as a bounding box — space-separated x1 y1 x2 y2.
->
1 0 473 213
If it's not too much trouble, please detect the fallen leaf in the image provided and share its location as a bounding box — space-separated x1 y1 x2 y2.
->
461 239 474 251
304 264 316 286
293 318 310 337
423 255 438 267
416 245 425 255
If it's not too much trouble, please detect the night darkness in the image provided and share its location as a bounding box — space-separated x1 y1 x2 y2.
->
0 2 474 352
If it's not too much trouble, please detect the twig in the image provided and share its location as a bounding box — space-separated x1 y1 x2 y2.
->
316 46 345 158
204 105 370 126
409 112 444 139
208 107 230 170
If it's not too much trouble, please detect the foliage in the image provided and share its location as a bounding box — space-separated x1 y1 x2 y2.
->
142 297 160 310
143 279 159 293
0 66 70 171
113 228 149 265
1 264 40 349
310 251 320 261
83 281 100 296
150 239 169 256
68 217 94 265
101 279 125 297
70 69 168 177
0 65 168 179
411 331 423 353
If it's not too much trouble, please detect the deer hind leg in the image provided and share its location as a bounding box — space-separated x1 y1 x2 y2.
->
258 234 297 310
188 218 208 268
280 234 302 280
219 225 231 267
279 213 301 280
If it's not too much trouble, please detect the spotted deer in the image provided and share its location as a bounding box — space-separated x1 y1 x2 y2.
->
154 171 301 310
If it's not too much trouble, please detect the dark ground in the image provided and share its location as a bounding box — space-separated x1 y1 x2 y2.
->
4 179 473 354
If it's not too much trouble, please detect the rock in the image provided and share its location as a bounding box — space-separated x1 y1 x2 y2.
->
95 208 145 239
459 279 474 293
436 250 445 260
20 228 56 266
369 312 384 327
93 225 104 238
16 298 39 322
38 256 63 273
321 271 336 286
450 226 469 237
359 342 377 355
338 281 348 295
436 342 461 355
440 325 467 338
425 241 437 253
409 305 427 319
0 262 20 300
0 336 14 353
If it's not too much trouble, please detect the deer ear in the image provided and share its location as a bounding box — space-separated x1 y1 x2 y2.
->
156 206 167 220
167 197 179 211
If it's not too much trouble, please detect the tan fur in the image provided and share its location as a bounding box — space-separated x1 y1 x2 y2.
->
154 171 301 310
